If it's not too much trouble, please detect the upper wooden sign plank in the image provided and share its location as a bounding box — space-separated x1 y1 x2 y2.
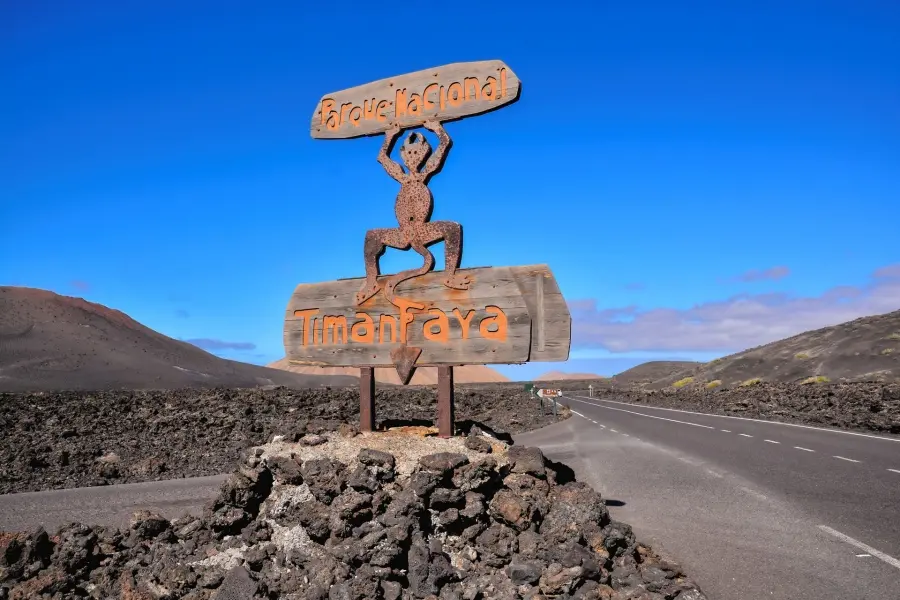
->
283 264 569 368
310 60 522 140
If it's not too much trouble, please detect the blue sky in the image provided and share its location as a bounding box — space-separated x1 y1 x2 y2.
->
2 1 899 379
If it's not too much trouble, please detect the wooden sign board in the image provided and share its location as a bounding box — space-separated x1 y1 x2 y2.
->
283 264 570 368
310 60 522 140
537 389 562 398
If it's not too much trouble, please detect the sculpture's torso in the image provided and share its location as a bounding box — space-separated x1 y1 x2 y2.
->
395 179 433 239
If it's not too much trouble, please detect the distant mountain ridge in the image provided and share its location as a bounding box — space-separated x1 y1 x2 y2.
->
534 371 606 381
267 360 510 385
0 287 357 392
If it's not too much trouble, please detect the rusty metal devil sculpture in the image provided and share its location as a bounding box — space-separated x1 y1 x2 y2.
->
355 120 470 306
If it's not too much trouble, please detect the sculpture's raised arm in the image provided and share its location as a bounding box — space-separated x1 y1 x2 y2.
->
422 120 451 177
377 124 405 182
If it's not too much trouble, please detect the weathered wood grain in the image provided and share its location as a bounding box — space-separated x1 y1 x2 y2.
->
510 265 571 362
310 60 521 140
283 264 570 368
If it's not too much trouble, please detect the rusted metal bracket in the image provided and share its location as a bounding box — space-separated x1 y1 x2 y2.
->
390 345 422 385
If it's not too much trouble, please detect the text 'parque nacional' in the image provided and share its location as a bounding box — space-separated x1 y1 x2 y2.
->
310 60 521 139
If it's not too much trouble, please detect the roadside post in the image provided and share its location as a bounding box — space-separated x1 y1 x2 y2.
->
286 60 572 436
589 384 593 397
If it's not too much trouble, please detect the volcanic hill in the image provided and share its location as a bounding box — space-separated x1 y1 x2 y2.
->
611 361 702 386
0 287 357 392
649 308 900 389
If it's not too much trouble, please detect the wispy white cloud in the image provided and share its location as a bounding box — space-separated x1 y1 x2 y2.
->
569 264 900 353
733 265 791 283
186 338 256 351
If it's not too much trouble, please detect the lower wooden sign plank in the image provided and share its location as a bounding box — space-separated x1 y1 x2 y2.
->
282 264 570 368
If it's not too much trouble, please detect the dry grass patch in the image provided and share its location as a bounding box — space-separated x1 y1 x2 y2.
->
882 348 895 355
800 375 830 385
794 352 810 360
740 378 761 387
705 380 722 389
672 377 694 389
887 332 900 341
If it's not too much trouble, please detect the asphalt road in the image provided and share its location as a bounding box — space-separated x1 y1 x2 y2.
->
0 475 227 533
517 394 900 600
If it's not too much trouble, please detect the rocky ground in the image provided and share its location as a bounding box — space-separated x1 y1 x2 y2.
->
0 386 568 495
0 430 707 599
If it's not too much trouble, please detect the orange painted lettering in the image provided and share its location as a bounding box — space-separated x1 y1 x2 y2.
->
376 99 391 121
423 84 439 112
394 297 425 343
479 305 507 341
407 93 423 116
379 314 397 343
293 309 319 346
447 82 462 107
464 78 480 101
309 317 319 345
395 88 408 118
320 99 336 125
440 85 446 110
348 106 363 127
339 103 353 127
324 315 348 344
482 76 498 101
500 68 507 99
452 308 476 340
351 312 375 343
363 99 377 120
423 308 450 343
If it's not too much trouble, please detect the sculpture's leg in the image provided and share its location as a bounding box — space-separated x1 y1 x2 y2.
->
423 221 470 290
356 228 408 305
383 243 435 303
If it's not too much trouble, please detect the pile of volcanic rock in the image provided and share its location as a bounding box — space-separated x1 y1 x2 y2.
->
0 429 706 600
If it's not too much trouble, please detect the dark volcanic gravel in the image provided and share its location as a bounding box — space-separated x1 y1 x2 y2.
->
0 440 707 599
0 386 568 495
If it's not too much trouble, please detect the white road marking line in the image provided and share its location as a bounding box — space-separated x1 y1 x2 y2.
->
563 396 715 430
794 446 815 452
571 395 900 443
819 525 900 570
590 420 598 424
571 410 586 418
833 456 860 463
610 429 619 433
856 554 872 558
622 433 630 437
739 433 753 438
721 429 731 433
764 439 780 444
889 469 900 474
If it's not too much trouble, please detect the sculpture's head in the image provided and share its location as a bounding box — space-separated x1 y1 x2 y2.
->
399 132 432 171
